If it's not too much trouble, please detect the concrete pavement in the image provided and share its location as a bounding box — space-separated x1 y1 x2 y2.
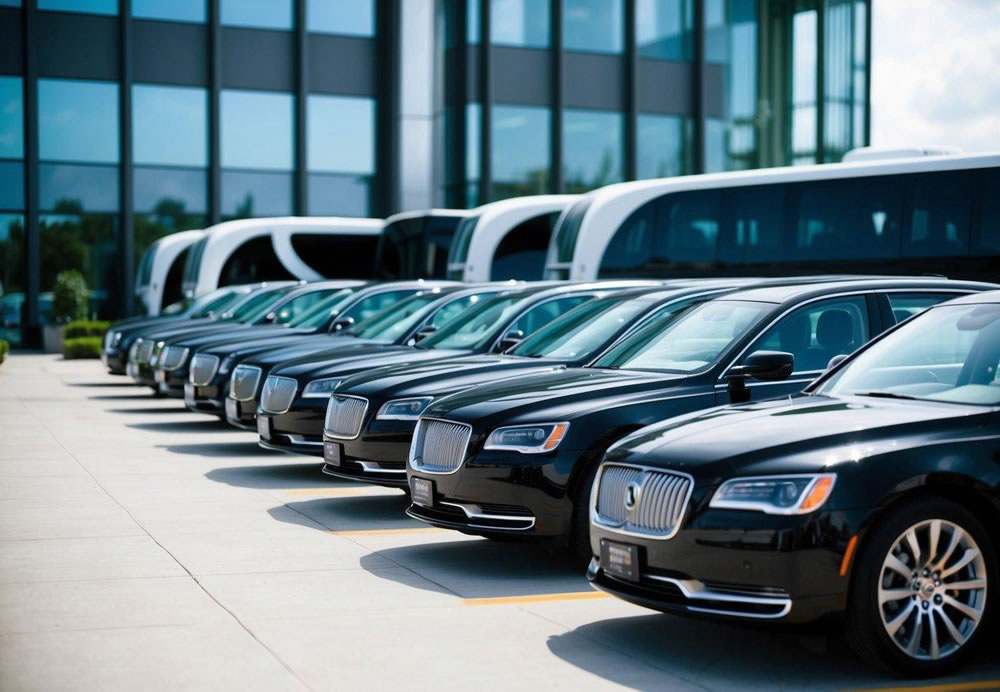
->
1 353 998 691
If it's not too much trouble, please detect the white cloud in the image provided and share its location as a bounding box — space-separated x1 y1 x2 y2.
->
872 0 1000 153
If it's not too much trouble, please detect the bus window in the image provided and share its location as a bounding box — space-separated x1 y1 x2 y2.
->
975 168 1000 255
162 246 189 308
719 185 784 265
446 215 480 279
425 216 462 277
292 233 380 278
490 212 559 280
220 236 295 286
182 235 210 287
652 190 721 265
374 218 421 280
902 171 971 257
599 200 654 275
792 176 902 261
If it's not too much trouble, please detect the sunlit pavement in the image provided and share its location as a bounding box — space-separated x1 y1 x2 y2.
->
1 353 998 691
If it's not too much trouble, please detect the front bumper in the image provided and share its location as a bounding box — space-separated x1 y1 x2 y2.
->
127 360 157 387
183 382 225 414
326 419 420 489
102 349 126 375
224 395 258 430
587 508 864 624
255 398 326 456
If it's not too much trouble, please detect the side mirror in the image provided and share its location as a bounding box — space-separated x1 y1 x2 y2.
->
331 316 355 332
413 325 438 342
497 329 525 353
826 353 849 370
264 311 277 323
726 350 795 404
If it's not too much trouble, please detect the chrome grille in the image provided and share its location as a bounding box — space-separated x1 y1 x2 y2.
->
410 419 472 474
261 376 298 414
323 395 368 438
160 346 189 371
230 365 262 401
593 463 693 540
134 339 154 365
189 353 220 386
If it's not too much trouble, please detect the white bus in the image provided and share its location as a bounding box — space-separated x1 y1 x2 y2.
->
446 195 578 281
135 229 203 316
544 152 1000 282
373 209 472 280
181 216 385 299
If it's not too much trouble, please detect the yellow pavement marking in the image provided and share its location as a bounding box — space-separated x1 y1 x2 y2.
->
463 591 610 607
328 527 446 537
283 488 392 497
850 682 1000 692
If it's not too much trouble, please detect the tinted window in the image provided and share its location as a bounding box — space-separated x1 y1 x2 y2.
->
133 0 204 22
563 0 623 53
0 77 23 159
653 189 720 264
447 214 480 268
887 292 962 325
340 290 415 324
564 109 624 192
637 0 693 59
902 171 971 258
287 288 356 328
222 171 292 218
290 233 379 279
506 296 591 337
133 85 207 167
490 212 559 280
747 295 869 374
599 201 654 275
219 236 295 286
429 293 496 327
162 246 189 309
512 295 653 360
39 0 117 14
975 168 1000 255
307 0 373 35
221 90 293 170
551 197 591 265
351 292 443 342
38 79 119 164
491 0 550 46
272 289 340 324
306 174 370 217
419 294 524 350
719 185 783 264
491 104 551 199
182 235 209 284
0 162 24 210
221 0 292 29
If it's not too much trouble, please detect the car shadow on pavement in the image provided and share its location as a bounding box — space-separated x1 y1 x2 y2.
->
69 381 138 387
158 441 276 457
107 406 192 414
206 462 342 489
88 393 162 401
128 419 232 433
546 614 878 691
268 495 415 533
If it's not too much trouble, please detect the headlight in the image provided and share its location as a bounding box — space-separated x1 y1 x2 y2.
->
709 473 837 515
149 341 166 367
484 422 569 454
376 397 433 420
302 378 341 398
160 346 189 371
113 331 122 347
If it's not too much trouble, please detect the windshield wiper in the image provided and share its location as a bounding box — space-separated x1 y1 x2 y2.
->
851 390 921 401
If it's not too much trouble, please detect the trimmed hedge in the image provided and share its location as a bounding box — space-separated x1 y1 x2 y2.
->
0 339 8 365
63 337 103 360
63 321 111 340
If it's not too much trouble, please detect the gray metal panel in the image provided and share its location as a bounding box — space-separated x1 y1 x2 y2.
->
563 51 623 110
133 20 208 86
637 59 694 115
221 27 294 91
0 9 23 75
36 12 119 80
308 34 376 96
702 62 725 119
492 46 550 106
464 44 480 102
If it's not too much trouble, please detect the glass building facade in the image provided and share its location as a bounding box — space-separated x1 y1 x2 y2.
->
441 0 869 206
1 0 868 345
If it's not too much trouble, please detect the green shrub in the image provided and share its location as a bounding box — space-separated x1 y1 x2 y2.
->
63 320 111 339
63 337 102 360
0 339 8 365
51 270 90 324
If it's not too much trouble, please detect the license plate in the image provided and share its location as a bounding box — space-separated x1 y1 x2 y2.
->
183 383 196 408
257 414 270 440
225 397 239 422
601 539 640 583
324 441 342 466
154 369 165 384
410 477 434 508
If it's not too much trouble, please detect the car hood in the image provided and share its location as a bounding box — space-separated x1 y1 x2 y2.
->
135 321 253 344
167 324 296 350
336 354 569 401
118 316 216 340
236 334 366 369
606 394 993 478
193 328 319 358
274 347 467 383
421 367 687 428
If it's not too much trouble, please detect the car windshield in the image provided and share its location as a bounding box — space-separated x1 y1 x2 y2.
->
417 293 525 351
510 294 652 360
592 299 770 373
822 302 1000 406
222 287 293 323
348 292 446 343
286 288 358 328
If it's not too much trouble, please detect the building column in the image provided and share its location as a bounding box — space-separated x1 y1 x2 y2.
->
120 0 134 315
692 0 706 174
550 0 563 193
22 1 40 346
477 0 491 204
294 0 308 215
208 0 221 225
623 0 637 181
396 0 436 213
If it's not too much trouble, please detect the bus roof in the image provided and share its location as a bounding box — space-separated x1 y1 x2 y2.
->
384 209 472 224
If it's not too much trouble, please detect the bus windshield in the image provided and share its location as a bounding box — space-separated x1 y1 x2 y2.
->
182 235 210 287
545 197 591 278
446 215 480 278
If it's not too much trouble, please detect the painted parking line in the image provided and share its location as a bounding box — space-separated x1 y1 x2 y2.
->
850 682 1000 692
463 591 610 607
328 527 447 537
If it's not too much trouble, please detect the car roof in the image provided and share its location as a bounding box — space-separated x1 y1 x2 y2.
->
721 277 1000 305
936 289 1000 305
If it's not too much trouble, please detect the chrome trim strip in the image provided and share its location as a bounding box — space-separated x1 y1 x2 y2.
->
644 574 793 620
590 462 694 541
439 501 536 529
286 435 322 447
356 460 406 474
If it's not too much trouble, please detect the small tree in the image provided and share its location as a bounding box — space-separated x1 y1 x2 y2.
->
51 270 89 324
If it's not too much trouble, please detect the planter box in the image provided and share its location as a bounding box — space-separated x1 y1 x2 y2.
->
42 325 64 354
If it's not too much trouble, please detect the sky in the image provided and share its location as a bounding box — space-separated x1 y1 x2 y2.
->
871 0 1000 154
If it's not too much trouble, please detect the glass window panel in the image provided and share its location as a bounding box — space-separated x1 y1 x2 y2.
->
134 167 207 214
132 0 204 22
563 108 623 192
220 0 292 29
221 90 293 170
977 169 1000 255
637 114 688 179
637 0 692 60
39 213 118 320
0 161 23 210
468 0 479 43
307 174 371 217
0 213 25 345
491 104 550 200
491 0 550 47
133 84 207 167
0 1 22 7
307 0 373 36
39 163 119 213
38 0 117 15
221 171 292 218
902 172 971 258
307 95 374 173
38 79 119 164
563 0 623 54
0 77 23 159
705 117 726 173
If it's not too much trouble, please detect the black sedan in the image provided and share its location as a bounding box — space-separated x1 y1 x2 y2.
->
324 282 747 488
258 281 657 457
588 290 1000 677
405 278 995 560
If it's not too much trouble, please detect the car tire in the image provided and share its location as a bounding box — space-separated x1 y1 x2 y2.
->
569 461 600 563
846 495 995 677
